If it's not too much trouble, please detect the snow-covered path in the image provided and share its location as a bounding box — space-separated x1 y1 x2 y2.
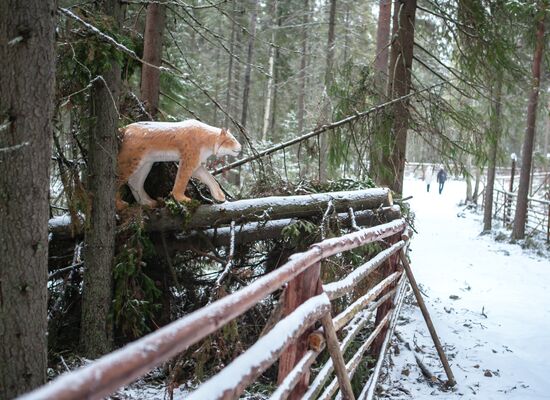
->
381 179 550 399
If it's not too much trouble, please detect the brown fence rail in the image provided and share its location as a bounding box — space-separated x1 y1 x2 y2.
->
21 217 433 400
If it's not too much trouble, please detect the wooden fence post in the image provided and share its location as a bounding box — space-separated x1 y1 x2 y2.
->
277 261 322 399
370 233 401 356
399 250 456 386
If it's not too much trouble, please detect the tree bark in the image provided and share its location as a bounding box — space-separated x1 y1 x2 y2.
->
141 3 175 200
319 0 337 183
512 1 547 240
0 0 55 396
483 78 502 231
368 0 392 186
262 1 278 141
140 3 166 118
297 0 309 135
473 166 481 204
381 0 417 195
81 0 123 357
374 0 392 92
241 0 259 128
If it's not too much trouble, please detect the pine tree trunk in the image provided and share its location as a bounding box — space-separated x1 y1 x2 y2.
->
512 1 547 240
262 1 278 141
140 2 174 200
465 170 473 202
374 0 392 92
271 46 280 138
383 0 417 195
241 0 259 128
297 0 309 135
473 166 481 204
81 0 123 358
342 3 350 62
140 3 166 118
369 0 392 185
225 7 237 128
483 78 502 231
233 25 243 121
0 1 55 396
319 0 337 183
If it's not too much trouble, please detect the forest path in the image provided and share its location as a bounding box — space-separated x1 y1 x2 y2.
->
380 178 550 399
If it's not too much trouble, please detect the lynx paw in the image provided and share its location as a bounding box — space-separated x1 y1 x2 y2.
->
172 193 192 203
212 190 226 202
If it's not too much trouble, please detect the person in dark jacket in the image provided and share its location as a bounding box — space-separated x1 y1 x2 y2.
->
437 166 447 194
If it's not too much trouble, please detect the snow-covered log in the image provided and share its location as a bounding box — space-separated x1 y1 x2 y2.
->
48 188 392 240
147 188 392 232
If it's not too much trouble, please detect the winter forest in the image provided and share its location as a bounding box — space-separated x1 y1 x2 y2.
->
1 0 550 399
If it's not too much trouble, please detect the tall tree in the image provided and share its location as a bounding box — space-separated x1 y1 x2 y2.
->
241 0 259 128
369 0 393 186
141 3 166 118
262 1 278 141
374 0 392 92
319 0 337 183
383 0 417 194
0 0 55 396
225 4 237 128
512 1 547 240
80 0 123 357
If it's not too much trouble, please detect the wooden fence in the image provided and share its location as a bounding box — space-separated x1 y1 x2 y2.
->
22 217 435 400
492 189 550 242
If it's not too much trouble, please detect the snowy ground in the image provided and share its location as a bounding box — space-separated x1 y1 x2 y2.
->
378 178 550 399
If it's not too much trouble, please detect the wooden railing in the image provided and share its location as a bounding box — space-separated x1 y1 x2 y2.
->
22 218 427 400
493 188 550 242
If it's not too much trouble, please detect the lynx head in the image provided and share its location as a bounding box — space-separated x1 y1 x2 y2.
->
216 128 242 157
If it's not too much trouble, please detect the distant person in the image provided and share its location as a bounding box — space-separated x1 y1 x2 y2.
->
437 166 447 194
424 165 433 192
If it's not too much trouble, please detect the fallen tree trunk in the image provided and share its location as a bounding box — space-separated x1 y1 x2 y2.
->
170 206 402 252
48 189 394 271
147 188 392 232
50 188 392 239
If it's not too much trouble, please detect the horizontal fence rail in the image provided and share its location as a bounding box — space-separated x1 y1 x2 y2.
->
22 217 411 400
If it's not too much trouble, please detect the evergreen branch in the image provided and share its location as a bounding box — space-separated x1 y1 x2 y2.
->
412 55 471 98
58 7 179 75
